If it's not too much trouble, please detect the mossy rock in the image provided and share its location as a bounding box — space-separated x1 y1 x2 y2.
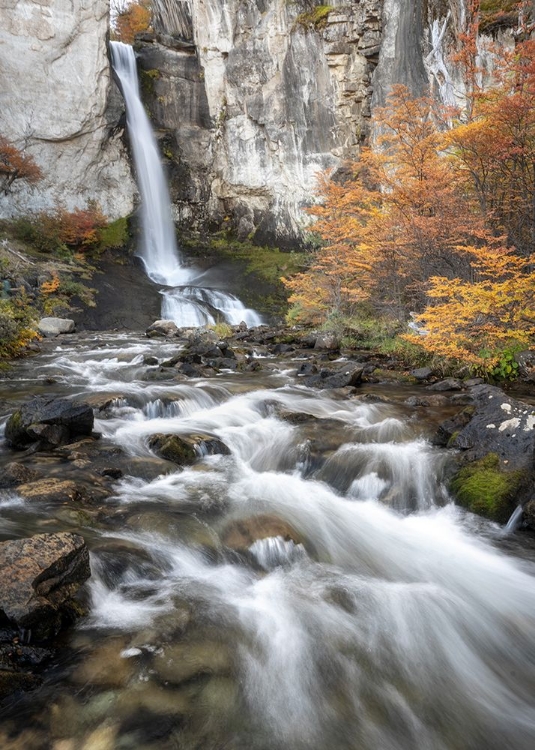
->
450 453 524 523
148 434 197 465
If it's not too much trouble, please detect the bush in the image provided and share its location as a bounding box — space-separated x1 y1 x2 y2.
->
0 297 37 360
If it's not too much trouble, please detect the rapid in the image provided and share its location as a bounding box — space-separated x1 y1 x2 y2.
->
1 332 534 749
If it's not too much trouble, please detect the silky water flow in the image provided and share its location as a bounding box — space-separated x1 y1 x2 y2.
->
0 333 534 749
110 41 262 328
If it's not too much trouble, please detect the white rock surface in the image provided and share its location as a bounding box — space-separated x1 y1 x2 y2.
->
0 0 135 220
38 317 75 336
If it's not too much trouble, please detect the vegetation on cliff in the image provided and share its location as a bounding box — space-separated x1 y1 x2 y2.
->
284 37 535 377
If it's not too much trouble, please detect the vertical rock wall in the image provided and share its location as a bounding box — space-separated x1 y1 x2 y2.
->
140 0 383 244
0 0 135 220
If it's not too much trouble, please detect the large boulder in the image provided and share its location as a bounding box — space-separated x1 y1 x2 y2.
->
302 363 365 390
439 385 535 522
0 532 90 638
146 320 179 338
5 396 94 449
37 318 75 337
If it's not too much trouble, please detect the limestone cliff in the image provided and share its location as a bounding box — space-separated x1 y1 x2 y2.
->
139 0 382 244
138 0 520 244
0 0 135 220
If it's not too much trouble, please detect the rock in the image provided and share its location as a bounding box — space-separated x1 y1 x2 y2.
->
222 515 303 551
303 363 364 389
296 361 318 377
37 318 75 337
148 433 230 465
314 333 339 350
71 638 135 689
17 479 82 504
405 395 449 407
0 532 90 638
0 0 134 221
524 499 535 531
0 462 39 488
5 396 94 449
0 670 41 701
410 366 433 381
426 378 462 392
152 641 232 685
515 350 535 380
143 355 159 366
443 385 535 522
146 320 179 338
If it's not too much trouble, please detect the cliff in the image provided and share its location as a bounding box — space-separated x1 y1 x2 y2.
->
0 0 135 221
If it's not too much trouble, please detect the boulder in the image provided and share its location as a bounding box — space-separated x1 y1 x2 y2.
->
0 532 90 638
410 366 433 381
5 396 94 449
37 318 75 337
0 462 39 488
303 363 364 390
222 515 303 552
16 479 82 504
146 320 179 338
440 385 535 522
426 378 462 392
314 333 339 350
148 433 230 465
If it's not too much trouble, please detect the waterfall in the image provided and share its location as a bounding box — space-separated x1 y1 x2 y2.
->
110 41 262 328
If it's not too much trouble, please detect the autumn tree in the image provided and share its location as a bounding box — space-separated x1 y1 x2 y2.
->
0 136 42 194
404 241 535 367
112 1 152 44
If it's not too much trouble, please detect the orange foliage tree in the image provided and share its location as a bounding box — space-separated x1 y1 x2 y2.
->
112 1 152 44
0 136 42 194
404 242 535 366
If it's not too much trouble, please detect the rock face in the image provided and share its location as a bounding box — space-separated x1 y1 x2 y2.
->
0 0 135 220
0 532 90 637
5 396 94 449
138 0 383 243
439 385 535 523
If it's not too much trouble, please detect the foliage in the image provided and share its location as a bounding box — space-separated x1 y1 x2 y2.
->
112 0 151 44
404 244 535 370
451 453 524 522
9 205 128 257
209 322 233 338
0 296 38 360
0 136 42 194
294 5 334 30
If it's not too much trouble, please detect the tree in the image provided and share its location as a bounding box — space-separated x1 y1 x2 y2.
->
0 136 42 194
112 1 152 44
404 241 535 367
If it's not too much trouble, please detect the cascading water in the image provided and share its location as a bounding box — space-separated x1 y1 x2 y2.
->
1 335 535 747
110 41 262 328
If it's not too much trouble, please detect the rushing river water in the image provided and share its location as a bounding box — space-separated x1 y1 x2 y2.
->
1 333 535 750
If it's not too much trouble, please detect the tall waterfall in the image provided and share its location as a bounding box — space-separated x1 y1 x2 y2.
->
110 41 262 327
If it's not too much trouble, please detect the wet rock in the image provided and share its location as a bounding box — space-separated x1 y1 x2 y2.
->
0 532 90 638
177 362 204 377
524 499 535 531
443 385 535 522
99 467 123 479
5 396 94 450
410 366 433 381
426 378 462 392
0 669 41 700
152 641 232 686
38 317 75 337
222 514 303 551
296 361 318 377
303 363 364 389
0 462 39 488
143 355 159 366
71 637 135 689
116 682 190 718
515 350 535 380
146 319 179 337
82 392 126 412
148 433 230 466
314 332 339 350
405 394 450 407
16 479 82 504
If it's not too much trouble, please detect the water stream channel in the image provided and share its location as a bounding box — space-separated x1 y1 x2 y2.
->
1 333 534 749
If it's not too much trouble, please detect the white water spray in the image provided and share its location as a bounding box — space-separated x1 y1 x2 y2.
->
110 41 262 327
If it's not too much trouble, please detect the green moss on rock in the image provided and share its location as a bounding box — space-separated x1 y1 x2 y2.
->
450 453 523 523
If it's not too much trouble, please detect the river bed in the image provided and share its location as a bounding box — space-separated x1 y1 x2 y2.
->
1 332 534 750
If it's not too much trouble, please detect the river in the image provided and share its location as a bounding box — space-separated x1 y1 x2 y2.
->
1 331 534 749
